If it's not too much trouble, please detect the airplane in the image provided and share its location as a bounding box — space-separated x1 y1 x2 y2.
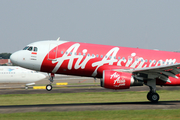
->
10 37 180 102
0 66 46 89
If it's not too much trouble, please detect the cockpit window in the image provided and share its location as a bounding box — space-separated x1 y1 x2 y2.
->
23 46 38 52
27 46 33 51
23 46 29 50
33 47 38 52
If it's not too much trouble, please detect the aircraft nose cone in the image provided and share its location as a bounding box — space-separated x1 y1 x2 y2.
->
10 52 19 65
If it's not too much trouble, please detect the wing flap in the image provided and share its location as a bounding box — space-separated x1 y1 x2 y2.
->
161 71 178 79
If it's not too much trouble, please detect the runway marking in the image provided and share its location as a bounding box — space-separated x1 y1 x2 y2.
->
56 82 68 85
33 86 46 89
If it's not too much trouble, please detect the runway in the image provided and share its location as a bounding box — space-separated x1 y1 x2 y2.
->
0 76 180 113
0 101 180 113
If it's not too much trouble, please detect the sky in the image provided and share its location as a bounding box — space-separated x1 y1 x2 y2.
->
1 0 180 53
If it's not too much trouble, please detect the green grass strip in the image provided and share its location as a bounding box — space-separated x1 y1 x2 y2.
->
0 90 180 105
1 109 180 120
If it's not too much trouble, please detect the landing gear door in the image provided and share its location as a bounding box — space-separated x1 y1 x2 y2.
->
48 43 58 61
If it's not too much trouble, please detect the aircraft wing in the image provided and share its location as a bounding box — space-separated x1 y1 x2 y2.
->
114 63 180 83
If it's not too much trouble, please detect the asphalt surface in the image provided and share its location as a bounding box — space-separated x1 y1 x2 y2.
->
0 85 180 94
1 101 180 113
1 76 180 113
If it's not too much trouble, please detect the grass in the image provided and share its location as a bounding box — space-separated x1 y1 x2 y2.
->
1 109 180 120
1 90 180 119
0 90 180 105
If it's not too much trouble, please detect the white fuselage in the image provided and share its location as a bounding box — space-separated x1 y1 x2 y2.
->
0 66 46 83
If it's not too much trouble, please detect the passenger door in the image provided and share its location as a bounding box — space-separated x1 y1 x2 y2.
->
48 43 58 60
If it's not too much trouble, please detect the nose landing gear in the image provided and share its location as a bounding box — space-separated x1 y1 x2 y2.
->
46 73 54 91
46 84 52 91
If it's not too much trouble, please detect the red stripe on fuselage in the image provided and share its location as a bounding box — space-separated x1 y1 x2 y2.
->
40 41 180 78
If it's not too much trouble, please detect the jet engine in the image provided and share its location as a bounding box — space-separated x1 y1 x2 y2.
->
101 70 143 89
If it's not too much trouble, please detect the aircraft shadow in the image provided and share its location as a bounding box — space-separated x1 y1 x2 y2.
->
0 100 179 108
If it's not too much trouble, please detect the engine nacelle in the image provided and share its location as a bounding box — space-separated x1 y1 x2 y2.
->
101 70 136 89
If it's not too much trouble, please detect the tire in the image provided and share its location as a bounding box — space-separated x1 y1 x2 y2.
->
149 93 160 103
46 84 52 91
25 86 28 90
147 92 152 101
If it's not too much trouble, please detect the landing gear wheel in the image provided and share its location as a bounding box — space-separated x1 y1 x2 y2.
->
25 86 28 90
147 92 152 101
46 84 52 91
148 92 160 103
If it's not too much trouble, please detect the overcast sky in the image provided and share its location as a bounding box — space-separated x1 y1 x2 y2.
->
1 0 180 53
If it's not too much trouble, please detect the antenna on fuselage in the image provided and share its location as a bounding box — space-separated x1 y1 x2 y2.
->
57 37 60 41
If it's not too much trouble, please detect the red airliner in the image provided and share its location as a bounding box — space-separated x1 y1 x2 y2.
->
10 38 180 102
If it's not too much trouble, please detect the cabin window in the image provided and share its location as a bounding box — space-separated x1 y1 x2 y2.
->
92 54 95 57
118 57 120 60
96 54 99 58
114 56 116 59
61 51 63 54
101 55 103 58
79 53 81 55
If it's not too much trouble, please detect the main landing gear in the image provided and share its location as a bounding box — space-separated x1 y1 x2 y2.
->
46 73 54 91
146 79 160 103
